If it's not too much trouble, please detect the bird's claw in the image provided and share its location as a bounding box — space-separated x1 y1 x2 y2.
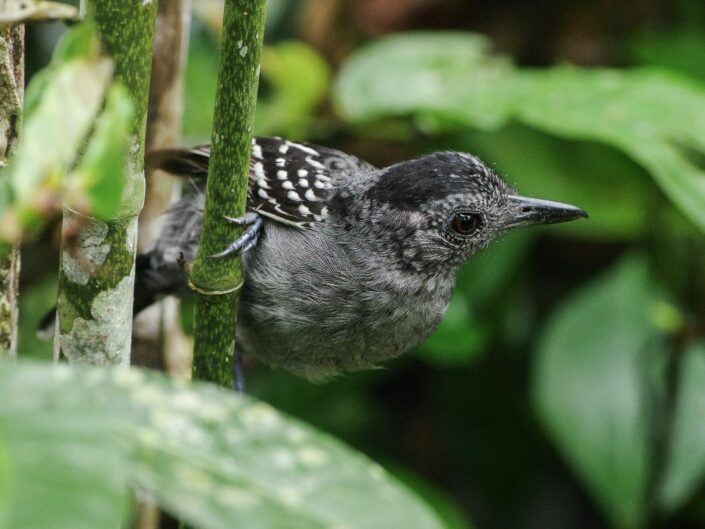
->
210 213 263 258
233 346 245 394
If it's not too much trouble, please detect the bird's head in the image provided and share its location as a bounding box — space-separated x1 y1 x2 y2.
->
338 151 587 275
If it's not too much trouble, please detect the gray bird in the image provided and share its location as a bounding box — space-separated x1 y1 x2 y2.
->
142 137 587 380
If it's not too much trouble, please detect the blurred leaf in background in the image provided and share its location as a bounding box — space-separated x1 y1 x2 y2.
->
12 3 705 529
255 41 331 138
533 254 705 528
184 13 330 142
533 255 661 528
0 21 133 252
659 342 705 512
334 32 705 235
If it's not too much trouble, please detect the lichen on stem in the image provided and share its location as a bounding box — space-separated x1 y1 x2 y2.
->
189 0 267 385
0 24 24 358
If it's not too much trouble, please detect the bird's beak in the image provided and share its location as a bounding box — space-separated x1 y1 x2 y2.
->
505 195 588 229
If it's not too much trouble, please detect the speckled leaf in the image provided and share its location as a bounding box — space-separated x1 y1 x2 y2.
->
659 342 705 512
533 255 667 529
0 361 444 529
334 32 705 233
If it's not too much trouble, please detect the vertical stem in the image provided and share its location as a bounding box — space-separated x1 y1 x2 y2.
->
0 24 24 358
132 12 191 529
55 1 158 365
189 0 266 385
132 0 191 376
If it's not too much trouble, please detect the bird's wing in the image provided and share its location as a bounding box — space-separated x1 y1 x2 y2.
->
147 137 376 228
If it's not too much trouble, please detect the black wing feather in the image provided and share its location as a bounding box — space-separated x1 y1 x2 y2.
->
147 137 375 228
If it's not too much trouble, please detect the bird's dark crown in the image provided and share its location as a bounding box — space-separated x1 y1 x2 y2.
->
364 151 509 209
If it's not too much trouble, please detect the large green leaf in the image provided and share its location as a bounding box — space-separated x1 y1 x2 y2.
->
334 32 705 233
0 361 444 529
532 255 667 529
659 342 705 511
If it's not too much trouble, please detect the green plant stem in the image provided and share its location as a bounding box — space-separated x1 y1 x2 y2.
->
132 0 191 377
189 0 266 385
55 1 158 365
0 24 23 358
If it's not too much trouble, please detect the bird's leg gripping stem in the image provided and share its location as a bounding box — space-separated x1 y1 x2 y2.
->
210 212 263 258
233 345 245 394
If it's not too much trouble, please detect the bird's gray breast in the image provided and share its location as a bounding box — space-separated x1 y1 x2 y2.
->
237 221 454 380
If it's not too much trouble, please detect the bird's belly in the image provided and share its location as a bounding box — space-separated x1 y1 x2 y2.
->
236 283 450 380
236 223 453 380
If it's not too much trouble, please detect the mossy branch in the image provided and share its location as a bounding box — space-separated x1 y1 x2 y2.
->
189 0 267 385
55 1 157 365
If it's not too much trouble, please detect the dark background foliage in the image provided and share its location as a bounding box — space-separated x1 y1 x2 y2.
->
17 1 705 528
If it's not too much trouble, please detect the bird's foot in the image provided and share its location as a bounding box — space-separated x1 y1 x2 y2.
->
233 346 245 394
210 212 263 258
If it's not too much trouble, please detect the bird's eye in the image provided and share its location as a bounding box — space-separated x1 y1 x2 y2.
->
451 213 482 236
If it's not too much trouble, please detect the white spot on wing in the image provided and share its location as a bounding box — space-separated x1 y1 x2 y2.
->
298 204 311 216
277 170 287 180
257 188 269 199
304 189 317 202
287 191 302 202
297 169 308 177
287 141 319 156
252 142 262 160
305 155 325 169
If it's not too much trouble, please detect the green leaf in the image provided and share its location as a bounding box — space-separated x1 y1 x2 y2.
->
256 41 332 138
533 255 667 529
0 21 116 245
659 342 705 511
23 20 102 119
418 292 489 366
0 361 444 529
183 27 219 141
52 18 102 63
68 84 134 219
0 431 9 529
334 32 705 233
419 230 532 365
